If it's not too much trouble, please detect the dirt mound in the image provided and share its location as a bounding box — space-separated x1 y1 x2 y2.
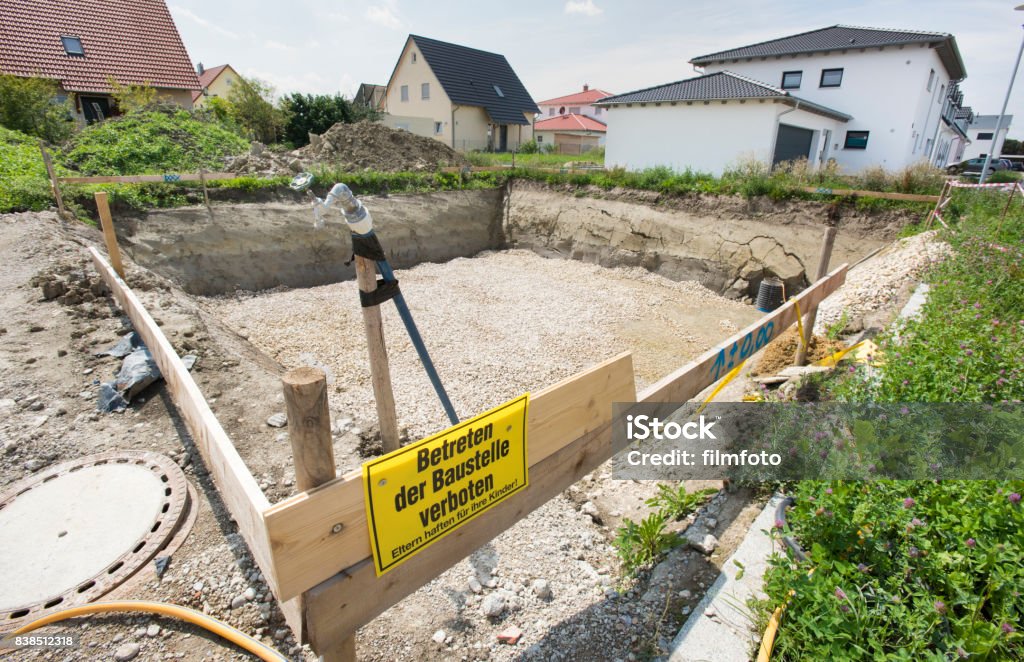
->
227 121 467 176
751 327 844 376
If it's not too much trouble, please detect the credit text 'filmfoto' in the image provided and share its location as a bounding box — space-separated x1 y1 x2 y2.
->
624 414 782 468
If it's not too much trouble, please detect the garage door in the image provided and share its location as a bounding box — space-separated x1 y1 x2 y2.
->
773 124 814 166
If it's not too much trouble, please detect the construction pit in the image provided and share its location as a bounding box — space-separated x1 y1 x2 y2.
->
0 183 937 661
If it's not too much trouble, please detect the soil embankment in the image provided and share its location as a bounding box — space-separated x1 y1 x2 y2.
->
119 190 504 295
506 183 906 297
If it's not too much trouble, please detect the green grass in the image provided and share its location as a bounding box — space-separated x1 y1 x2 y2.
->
466 150 603 167
0 125 74 212
754 188 1024 660
61 108 248 175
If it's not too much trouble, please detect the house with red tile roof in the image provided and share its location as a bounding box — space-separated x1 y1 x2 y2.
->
537 85 614 123
533 113 607 154
192 63 241 108
0 0 200 123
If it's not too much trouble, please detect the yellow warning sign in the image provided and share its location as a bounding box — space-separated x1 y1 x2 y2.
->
363 394 529 575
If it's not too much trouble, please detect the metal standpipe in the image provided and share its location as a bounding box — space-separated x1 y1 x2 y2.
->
292 174 459 426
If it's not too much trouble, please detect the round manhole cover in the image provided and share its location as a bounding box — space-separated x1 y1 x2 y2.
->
0 451 190 629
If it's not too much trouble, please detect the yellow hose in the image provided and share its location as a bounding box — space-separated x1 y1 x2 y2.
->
756 606 783 662
1 601 287 661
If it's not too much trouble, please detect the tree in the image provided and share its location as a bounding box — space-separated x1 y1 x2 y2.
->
279 92 378 147
1002 138 1022 155
227 76 285 144
0 74 74 143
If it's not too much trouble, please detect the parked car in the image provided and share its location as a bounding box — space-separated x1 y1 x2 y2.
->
947 158 1008 175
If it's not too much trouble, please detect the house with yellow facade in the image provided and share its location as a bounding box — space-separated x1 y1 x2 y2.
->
192 63 241 108
381 35 538 152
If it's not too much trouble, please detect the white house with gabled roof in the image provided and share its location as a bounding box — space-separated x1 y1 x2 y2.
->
599 25 970 175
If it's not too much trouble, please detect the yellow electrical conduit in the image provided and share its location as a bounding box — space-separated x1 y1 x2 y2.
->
1 601 287 661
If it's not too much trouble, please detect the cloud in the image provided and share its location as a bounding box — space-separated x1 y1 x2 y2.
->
264 40 294 52
564 0 602 17
365 5 402 30
168 5 239 39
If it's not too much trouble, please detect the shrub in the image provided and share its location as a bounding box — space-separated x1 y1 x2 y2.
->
61 109 248 175
516 139 539 154
108 79 160 114
893 161 946 194
0 125 58 212
0 74 75 144
857 165 891 192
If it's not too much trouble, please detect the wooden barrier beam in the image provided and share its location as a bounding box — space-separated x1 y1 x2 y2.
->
797 186 939 203
59 172 237 184
263 352 636 601
94 192 125 279
88 248 274 576
302 355 635 652
639 264 848 404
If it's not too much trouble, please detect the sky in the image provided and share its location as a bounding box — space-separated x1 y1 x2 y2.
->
168 0 1024 129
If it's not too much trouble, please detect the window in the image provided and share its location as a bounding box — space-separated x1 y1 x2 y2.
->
820 68 843 88
595 106 602 115
938 85 944 103
412 52 417 63
225 77 233 86
537 134 544 143
558 106 565 115
549 108 554 116
569 106 581 114
781 71 802 89
61 36 84 56
927 69 935 92
844 130 869 149
400 85 408 102
493 84 504 98
434 121 443 135
977 132 994 140
421 83 429 100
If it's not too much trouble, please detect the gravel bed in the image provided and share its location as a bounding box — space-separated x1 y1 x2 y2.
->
814 230 950 334
208 249 758 446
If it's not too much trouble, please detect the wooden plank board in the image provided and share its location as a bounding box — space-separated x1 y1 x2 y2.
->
263 352 636 602
89 248 274 575
303 387 626 652
59 172 237 184
638 264 848 404
797 186 939 203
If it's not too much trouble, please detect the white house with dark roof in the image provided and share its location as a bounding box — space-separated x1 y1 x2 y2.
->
599 25 970 175
958 114 1014 162
380 35 539 152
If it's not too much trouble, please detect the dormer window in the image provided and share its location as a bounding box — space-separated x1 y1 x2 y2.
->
493 84 504 98
61 36 84 57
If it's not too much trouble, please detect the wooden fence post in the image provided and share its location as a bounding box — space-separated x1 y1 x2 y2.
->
39 142 65 216
794 227 837 366
281 367 355 661
354 256 401 454
94 192 125 279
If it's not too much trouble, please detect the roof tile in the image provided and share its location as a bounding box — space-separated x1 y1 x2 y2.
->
0 0 200 94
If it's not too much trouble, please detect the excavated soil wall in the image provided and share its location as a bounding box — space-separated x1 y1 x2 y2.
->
119 190 504 295
505 183 891 297
120 184 908 298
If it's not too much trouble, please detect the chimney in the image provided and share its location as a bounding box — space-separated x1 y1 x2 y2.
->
196 62 204 75
583 84 589 92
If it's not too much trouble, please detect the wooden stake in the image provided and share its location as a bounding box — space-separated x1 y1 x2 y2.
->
199 168 211 210
354 256 401 454
281 367 353 660
39 142 65 216
94 192 125 279
282 367 336 491
794 227 837 366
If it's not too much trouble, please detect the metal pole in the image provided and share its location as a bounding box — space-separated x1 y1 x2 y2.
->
980 23 1024 183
